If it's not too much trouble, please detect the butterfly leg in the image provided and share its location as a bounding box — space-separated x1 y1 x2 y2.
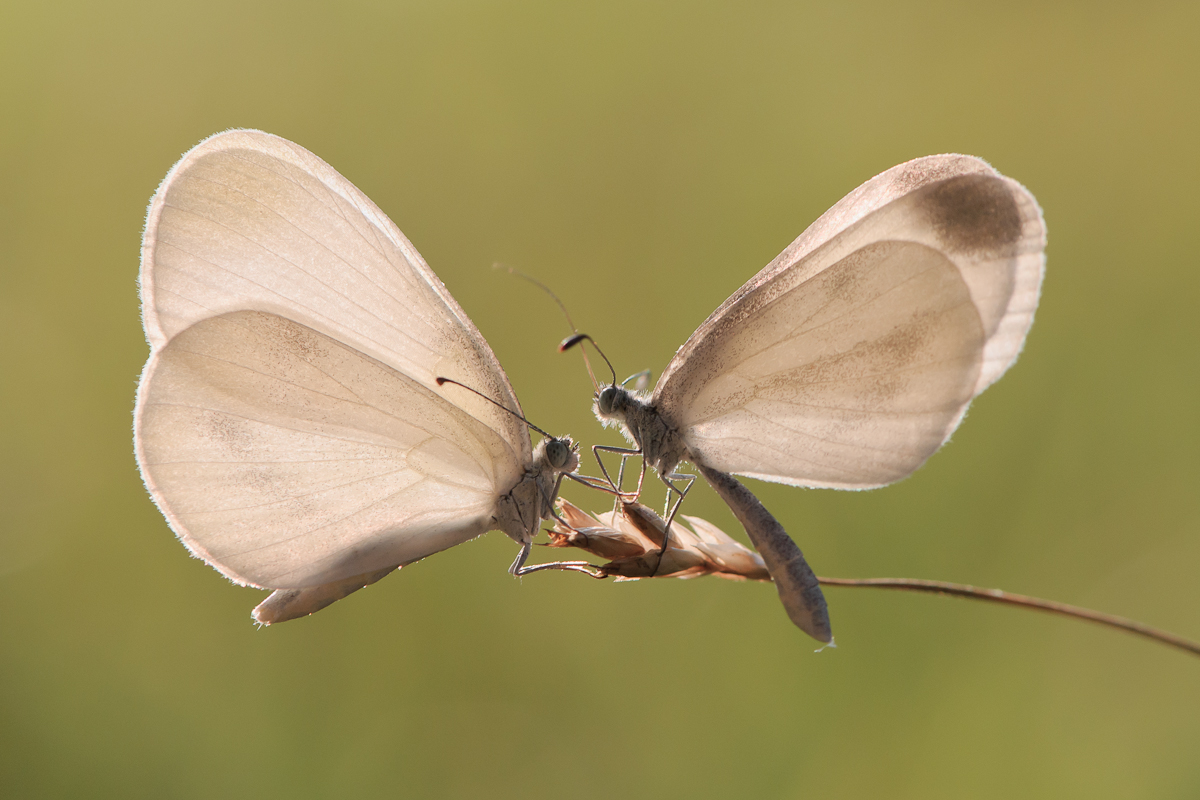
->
505 494 536 576
592 444 642 506
611 455 645 517
610 451 646 517
650 471 695 577
539 473 585 533
511 475 604 577
509 539 534 575
614 453 628 497
510 519 598 576
633 459 646 508
621 457 648 504
511 537 605 578
514 560 606 578
562 471 630 496
661 471 695 530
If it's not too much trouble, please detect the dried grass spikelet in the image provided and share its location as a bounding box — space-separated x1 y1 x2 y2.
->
547 500 770 582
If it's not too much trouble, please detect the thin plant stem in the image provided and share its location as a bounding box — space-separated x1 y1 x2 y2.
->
818 576 1200 657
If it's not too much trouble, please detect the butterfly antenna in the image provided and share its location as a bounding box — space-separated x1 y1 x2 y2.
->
494 263 580 330
622 369 652 390
559 333 617 387
436 377 554 440
495 262 599 389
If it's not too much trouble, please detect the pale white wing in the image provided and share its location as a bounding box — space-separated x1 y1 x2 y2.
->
134 310 516 590
655 157 1045 488
760 155 998 282
140 129 530 471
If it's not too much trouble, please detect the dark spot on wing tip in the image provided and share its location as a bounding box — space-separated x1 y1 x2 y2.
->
923 174 1023 256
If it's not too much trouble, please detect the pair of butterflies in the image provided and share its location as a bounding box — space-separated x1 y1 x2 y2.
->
133 130 1045 640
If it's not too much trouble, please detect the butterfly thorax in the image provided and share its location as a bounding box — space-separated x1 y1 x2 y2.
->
494 437 579 545
595 387 688 478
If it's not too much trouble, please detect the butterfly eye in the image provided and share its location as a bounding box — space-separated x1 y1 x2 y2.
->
545 439 570 469
597 386 622 416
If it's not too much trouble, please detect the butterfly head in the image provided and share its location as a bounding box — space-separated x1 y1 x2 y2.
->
594 384 646 438
596 384 629 417
539 435 580 474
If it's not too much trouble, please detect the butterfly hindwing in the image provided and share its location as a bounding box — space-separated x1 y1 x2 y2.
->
135 311 507 589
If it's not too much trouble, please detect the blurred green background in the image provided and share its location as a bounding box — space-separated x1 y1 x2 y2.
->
2 1 1198 797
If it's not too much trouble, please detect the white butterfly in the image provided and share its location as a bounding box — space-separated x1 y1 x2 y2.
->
570 155 1047 642
133 130 591 624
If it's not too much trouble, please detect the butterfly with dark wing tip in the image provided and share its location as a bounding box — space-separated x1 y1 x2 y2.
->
570 155 1046 643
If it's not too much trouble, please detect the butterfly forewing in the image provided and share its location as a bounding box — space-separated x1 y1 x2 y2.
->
722 155 998 302
654 156 1045 488
662 241 985 487
135 311 509 589
140 129 530 468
